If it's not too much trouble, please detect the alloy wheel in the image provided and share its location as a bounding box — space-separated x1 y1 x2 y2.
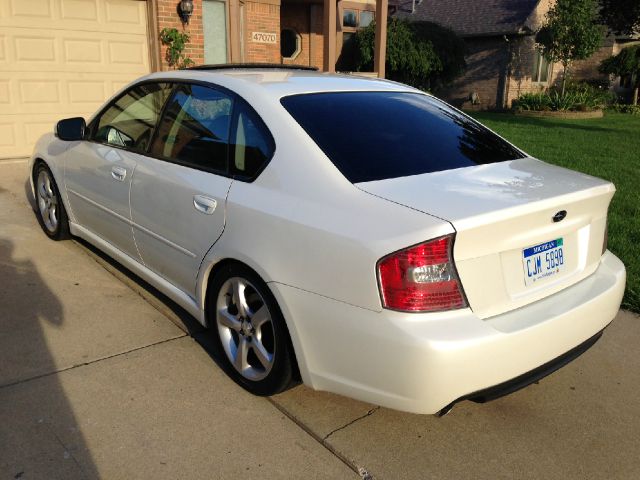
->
216 277 276 381
37 169 59 233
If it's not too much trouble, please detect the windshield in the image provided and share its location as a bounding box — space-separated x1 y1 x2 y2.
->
281 91 526 183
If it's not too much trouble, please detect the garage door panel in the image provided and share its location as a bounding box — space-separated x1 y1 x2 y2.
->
8 0 53 18
0 28 149 73
0 73 134 115
0 0 148 35
60 0 99 21
0 0 150 158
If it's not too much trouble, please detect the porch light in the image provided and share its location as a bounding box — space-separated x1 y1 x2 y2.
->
178 0 194 25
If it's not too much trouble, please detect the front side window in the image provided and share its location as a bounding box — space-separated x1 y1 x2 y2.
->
229 100 275 180
92 83 171 152
150 84 233 172
281 92 525 183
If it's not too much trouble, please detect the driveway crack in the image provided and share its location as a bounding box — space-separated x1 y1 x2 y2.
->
323 406 380 441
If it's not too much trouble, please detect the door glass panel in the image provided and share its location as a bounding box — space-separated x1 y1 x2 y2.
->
93 83 171 153
204 0 228 64
230 100 275 179
151 84 233 173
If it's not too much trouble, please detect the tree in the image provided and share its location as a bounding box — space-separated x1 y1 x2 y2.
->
600 45 640 104
411 22 467 90
600 0 640 36
535 0 604 95
355 19 439 90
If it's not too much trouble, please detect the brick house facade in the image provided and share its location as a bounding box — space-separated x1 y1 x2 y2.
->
153 0 375 72
396 0 636 109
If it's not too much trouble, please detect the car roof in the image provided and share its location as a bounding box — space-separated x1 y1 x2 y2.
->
141 68 418 99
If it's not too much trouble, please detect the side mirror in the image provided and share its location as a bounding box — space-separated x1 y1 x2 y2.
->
55 117 86 141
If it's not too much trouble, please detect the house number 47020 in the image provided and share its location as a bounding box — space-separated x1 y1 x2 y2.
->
252 32 277 44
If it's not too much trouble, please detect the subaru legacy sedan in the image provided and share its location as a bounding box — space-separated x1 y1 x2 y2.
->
29 66 625 415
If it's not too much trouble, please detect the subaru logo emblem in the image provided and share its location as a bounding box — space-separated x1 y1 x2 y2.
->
552 210 567 223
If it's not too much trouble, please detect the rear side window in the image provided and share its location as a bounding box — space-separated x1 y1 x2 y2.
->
281 92 525 183
150 84 233 173
93 82 171 153
229 99 275 180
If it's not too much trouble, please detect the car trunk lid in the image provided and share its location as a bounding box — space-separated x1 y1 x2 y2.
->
356 158 614 319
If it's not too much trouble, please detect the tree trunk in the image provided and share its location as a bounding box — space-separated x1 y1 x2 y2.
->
633 85 639 106
561 63 568 96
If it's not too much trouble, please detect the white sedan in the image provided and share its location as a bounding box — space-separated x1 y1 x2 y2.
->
29 66 626 415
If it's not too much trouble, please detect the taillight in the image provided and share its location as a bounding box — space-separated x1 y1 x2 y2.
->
377 235 468 312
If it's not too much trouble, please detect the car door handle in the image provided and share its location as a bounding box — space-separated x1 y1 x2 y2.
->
111 166 127 182
193 195 217 215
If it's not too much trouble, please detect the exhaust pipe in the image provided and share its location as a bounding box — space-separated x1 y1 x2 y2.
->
436 402 455 417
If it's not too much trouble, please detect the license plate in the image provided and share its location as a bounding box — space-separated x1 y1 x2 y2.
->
522 238 565 286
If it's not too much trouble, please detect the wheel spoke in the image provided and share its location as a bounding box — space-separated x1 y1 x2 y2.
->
38 181 47 199
251 338 273 369
232 279 249 317
250 305 270 329
218 307 241 331
44 175 53 198
49 205 57 227
234 337 249 371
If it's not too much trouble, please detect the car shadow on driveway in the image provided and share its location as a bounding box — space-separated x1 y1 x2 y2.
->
70 237 241 381
0 238 99 479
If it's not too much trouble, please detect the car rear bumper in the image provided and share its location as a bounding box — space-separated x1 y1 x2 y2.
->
270 251 626 414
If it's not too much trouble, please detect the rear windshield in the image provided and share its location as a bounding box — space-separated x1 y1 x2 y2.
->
281 92 525 183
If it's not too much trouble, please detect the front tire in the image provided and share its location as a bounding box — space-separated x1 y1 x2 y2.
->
34 163 70 240
207 264 294 396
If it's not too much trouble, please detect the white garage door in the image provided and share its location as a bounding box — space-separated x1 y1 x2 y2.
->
0 0 151 158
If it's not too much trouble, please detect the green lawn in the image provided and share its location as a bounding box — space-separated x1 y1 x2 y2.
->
471 112 639 313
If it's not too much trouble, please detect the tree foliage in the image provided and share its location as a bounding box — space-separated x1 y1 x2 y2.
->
599 0 640 36
535 0 604 95
600 45 640 104
353 19 465 91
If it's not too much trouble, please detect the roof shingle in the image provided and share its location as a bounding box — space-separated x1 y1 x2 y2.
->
394 0 540 37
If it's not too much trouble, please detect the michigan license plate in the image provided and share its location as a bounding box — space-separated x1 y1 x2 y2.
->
522 238 565 287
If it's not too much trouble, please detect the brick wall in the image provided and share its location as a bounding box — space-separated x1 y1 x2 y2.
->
157 0 205 70
438 37 508 109
244 1 281 63
280 4 324 68
281 4 310 66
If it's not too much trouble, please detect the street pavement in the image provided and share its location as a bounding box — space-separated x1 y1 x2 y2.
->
1 158 639 479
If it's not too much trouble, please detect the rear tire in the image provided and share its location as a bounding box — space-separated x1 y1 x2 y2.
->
34 163 70 241
207 263 294 396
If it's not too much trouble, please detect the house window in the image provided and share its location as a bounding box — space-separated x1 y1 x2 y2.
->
359 10 374 28
281 28 301 59
343 9 357 28
337 6 375 71
342 8 374 30
533 51 550 83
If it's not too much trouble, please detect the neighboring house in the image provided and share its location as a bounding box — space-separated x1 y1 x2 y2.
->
1 0 387 159
394 0 636 109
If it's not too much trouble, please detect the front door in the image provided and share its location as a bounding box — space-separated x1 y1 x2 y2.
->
64 82 172 259
130 83 234 296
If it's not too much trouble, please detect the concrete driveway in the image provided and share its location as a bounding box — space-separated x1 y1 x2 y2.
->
1 158 639 479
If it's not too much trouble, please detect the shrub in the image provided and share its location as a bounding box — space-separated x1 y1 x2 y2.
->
608 103 640 115
159 28 194 69
513 81 614 112
353 19 466 91
512 92 552 111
